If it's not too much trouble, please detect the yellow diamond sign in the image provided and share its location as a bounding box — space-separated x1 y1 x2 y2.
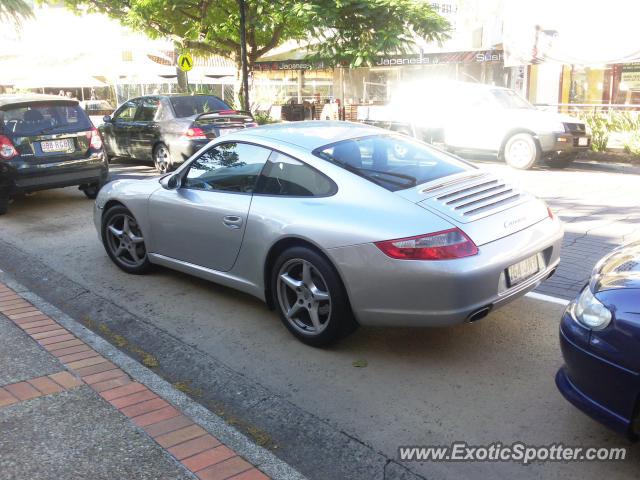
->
177 53 193 72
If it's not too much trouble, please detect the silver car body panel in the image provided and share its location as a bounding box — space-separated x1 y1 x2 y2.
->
94 121 564 327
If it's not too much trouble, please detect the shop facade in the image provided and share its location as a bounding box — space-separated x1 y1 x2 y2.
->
252 49 524 116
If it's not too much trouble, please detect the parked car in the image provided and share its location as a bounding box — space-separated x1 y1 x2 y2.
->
99 94 257 174
94 121 563 345
358 81 591 170
556 241 640 439
0 94 108 215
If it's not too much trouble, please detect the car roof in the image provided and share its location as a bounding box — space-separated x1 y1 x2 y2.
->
0 94 78 108
235 121 386 150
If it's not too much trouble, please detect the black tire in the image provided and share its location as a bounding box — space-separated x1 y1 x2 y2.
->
81 182 101 199
545 156 574 169
271 246 358 347
102 205 152 274
0 194 8 215
503 133 540 170
153 143 173 174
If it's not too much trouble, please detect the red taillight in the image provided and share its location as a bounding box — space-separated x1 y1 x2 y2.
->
0 135 17 160
183 127 207 140
547 206 555 219
375 228 478 260
86 128 102 150
218 109 237 115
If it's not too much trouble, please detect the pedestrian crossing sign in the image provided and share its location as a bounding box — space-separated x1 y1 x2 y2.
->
177 53 193 72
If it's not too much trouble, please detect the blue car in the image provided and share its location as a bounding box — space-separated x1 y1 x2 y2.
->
556 240 640 439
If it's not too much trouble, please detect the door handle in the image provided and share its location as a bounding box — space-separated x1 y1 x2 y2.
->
223 215 243 229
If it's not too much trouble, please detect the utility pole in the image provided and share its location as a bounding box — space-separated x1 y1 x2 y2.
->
238 0 250 111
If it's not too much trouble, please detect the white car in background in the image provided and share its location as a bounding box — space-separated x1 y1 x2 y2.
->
359 81 591 170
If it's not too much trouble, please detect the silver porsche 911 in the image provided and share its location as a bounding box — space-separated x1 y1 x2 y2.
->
94 121 563 346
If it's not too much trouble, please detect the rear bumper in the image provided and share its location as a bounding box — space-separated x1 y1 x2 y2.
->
167 138 210 163
557 314 640 438
0 151 108 196
327 216 564 327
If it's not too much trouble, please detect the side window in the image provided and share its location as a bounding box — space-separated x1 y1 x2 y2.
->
183 143 271 193
114 100 138 121
156 99 173 121
135 97 160 122
256 152 334 197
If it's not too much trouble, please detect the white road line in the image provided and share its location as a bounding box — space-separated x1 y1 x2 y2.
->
525 291 570 306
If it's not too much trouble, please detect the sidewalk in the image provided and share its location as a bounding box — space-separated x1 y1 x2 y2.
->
0 280 304 480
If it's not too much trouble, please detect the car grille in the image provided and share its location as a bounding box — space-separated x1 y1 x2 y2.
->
421 174 526 222
563 122 586 133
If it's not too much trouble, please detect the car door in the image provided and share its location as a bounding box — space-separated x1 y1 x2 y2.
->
102 99 139 157
147 141 272 272
130 96 160 160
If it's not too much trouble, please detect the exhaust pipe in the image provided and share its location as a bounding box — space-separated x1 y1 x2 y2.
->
467 306 492 323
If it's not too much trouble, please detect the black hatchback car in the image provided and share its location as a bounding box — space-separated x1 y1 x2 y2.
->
100 94 257 174
0 94 108 215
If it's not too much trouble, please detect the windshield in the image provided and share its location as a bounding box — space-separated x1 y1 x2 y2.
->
170 96 231 118
1 103 92 136
490 89 533 109
315 135 471 192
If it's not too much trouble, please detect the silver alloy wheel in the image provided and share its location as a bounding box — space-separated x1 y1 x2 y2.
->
105 213 147 268
154 145 171 174
277 259 332 336
505 137 535 168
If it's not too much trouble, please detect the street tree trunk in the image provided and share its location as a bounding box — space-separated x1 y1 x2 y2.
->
176 67 189 93
238 0 250 111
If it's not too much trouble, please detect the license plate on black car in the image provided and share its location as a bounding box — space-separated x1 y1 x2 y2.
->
218 128 241 136
41 139 73 153
507 254 540 286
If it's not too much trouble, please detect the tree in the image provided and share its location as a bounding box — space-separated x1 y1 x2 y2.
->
0 0 33 24
61 0 450 110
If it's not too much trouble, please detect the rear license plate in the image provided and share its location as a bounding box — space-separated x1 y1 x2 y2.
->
507 254 540 286
41 138 74 153
578 137 588 146
218 128 241 137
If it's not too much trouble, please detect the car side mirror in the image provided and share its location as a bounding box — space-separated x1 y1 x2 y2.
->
159 174 180 190
103 115 112 123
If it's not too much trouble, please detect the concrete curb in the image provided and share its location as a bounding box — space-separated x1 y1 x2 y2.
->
0 271 307 480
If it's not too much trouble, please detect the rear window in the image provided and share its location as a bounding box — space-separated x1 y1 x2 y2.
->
314 135 471 191
170 96 230 118
1 103 92 136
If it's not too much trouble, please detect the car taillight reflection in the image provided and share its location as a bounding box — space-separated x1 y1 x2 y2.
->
87 128 103 150
375 228 478 260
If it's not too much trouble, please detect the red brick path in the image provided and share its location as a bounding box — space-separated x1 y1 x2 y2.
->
0 283 269 480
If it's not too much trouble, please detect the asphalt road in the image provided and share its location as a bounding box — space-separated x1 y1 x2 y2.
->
0 158 639 479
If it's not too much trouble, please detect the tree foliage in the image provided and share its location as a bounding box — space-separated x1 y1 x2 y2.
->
60 0 450 67
0 0 33 24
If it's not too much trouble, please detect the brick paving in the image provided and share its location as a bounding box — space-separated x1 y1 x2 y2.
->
0 282 270 480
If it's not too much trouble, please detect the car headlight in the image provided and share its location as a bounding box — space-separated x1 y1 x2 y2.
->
570 286 612 330
550 122 566 133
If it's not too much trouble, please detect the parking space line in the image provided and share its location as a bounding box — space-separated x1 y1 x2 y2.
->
525 292 570 306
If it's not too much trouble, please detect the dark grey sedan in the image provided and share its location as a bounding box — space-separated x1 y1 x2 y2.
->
100 94 257 174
